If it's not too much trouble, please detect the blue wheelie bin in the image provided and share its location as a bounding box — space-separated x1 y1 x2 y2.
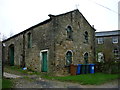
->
85 64 90 74
76 64 82 75
81 64 86 74
89 64 95 74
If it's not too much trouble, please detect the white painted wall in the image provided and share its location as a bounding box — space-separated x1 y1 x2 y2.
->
118 1 120 29
0 42 2 89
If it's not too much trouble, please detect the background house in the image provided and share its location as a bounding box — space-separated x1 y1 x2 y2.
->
2 9 95 75
95 30 120 63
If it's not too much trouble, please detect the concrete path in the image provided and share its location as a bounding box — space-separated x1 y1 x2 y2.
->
4 72 22 79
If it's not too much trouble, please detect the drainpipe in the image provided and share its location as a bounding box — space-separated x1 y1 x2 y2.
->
22 32 25 68
1 41 5 80
0 42 2 76
52 16 56 67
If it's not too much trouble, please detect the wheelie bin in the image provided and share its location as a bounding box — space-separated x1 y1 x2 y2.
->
81 64 86 74
89 64 95 74
76 64 82 75
85 64 90 74
70 64 77 75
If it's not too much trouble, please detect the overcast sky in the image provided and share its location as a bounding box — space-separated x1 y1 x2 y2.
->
0 0 119 38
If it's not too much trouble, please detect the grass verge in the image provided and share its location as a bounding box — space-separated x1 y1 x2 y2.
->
41 73 118 85
2 78 13 88
4 65 41 75
4 65 119 85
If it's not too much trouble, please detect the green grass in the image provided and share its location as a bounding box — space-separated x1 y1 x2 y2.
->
42 73 118 85
2 78 13 88
4 65 119 85
4 65 41 75
0 79 2 89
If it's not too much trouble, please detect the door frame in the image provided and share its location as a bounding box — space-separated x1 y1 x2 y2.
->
40 49 49 72
9 44 14 66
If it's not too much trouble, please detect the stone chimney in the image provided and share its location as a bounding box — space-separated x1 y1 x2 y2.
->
48 14 55 19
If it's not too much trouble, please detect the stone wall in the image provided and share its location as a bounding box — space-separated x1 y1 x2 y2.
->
24 19 55 72
2 34 24 66
96 35 120 62
53 10 95 75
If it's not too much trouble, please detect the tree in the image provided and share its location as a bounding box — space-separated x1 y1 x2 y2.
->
0 33 8 41
9 30 14 37
2 35 7 41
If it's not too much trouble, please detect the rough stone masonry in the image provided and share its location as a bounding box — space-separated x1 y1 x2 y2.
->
2 9 96 76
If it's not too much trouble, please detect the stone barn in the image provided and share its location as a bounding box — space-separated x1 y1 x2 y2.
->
2 9 95 75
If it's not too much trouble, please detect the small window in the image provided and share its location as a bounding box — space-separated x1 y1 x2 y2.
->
66 26 73 40
78 22 81 29
98 38 104 44
112 37 118 43
28 33 32 48
84 52 88 64
113 48 119 59
84 31 88 43
97 52 104 62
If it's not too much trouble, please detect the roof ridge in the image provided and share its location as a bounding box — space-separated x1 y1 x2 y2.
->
96 30 120 33
48 9 79 18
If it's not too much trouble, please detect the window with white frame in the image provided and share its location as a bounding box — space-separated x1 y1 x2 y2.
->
97 52 104 62
113 48 119 59
112 37 118 43
97 38 104 44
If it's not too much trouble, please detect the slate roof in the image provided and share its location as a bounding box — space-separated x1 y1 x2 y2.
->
95 30 120 37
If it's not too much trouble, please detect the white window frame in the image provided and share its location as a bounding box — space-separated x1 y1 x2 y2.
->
112 37 118 44
97 38 104 44
113 48 120 60
97 52 104 62
113 49 119 55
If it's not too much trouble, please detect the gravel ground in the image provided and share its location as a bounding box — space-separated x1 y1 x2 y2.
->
13 78 82 88
14 78 119 88
4 72 119 88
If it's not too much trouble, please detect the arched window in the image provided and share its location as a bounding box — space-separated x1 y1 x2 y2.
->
84 52 88 64
66 26 73 40
66 51 72 66
84 31 88 43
